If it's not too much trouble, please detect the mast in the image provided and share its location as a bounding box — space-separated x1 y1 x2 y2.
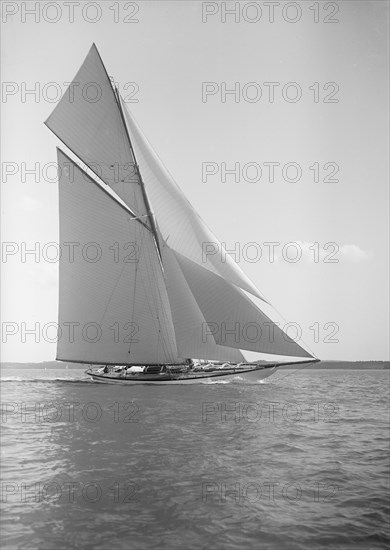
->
49 44 317 365
114 87 162 262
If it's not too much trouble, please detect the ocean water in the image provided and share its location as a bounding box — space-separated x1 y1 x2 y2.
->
1 364 389 550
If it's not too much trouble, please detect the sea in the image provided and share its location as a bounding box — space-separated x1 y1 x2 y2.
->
1 363 389 550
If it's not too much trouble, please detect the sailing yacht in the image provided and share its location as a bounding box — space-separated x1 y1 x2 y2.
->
45 44 318 384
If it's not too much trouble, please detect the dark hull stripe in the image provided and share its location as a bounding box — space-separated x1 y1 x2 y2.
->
85 365 273 383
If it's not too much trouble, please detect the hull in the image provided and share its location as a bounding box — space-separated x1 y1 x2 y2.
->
85 365 277 385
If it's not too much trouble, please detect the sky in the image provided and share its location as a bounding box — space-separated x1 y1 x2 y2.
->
1 0 389 362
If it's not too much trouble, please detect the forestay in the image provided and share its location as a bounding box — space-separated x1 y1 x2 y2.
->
122 98 267 302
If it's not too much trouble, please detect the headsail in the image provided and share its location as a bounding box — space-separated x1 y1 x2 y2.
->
56 149 179 365
121 98 267 302
45 44 149 223
171 251 312 358
161 244 245 362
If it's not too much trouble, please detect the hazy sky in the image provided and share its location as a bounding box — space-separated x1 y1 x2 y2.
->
1 0 389 362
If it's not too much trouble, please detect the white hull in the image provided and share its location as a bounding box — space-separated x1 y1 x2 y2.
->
86 366 277 385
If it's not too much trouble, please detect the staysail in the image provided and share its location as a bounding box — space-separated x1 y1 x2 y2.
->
161 244 245 362
50 44 315 364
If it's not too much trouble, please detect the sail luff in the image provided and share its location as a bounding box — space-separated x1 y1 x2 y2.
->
161 242 246 362
116 93 162 262
121 103 269 302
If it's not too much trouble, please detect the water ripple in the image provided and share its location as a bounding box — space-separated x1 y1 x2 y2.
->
1 367 389 549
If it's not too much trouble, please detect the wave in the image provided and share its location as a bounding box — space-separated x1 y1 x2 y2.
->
1 371 278 385
203 378 273 386
0 377 91 384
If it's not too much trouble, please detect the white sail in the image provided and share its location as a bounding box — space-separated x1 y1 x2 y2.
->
121 99 267 302
172 251 312 358
45 44 149 222
161 244 245 362
56 149 179 365
49 45 316 369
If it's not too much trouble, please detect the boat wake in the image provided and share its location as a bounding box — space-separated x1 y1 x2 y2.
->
206 376 273 385
1 378 91 384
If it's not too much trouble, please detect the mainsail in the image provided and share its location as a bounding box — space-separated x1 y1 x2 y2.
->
57 149 178 365
48 44 315 365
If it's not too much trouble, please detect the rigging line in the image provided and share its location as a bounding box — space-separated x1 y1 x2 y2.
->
95 43 150 229
153 244 177 359
140 230 173 362
127 219 142 359
123 107 197 211
45 45 147 231
97 252 129 330
150 250 168 363
125 108 316 341
148 233 173 361
89 44 150 227
116 94 145 213
145 244 164 362
158 245 180 359
115 90 162 264
90 213 146 361
275 359 320 382
89 214 143 357
124 106 267 303
135 227 157 329
150 235 177 361
132 220 169 363
75 238 133 367
153 261 175 361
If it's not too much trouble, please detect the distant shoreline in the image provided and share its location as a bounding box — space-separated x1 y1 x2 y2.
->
280 361 389 370
1 361 389 370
